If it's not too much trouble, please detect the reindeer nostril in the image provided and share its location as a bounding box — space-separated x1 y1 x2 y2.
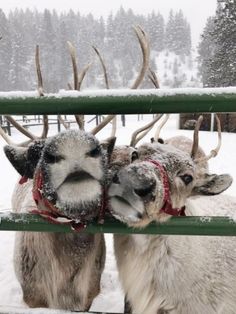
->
112 173 120 184
136 212 143 219
134 182 156 198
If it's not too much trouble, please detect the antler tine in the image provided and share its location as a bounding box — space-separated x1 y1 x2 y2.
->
35 45 44 97
92 46 109 89
130 114 163 147
35 45 49 139
0 126 32 147
131 25 150 89
148 68 160 89
190 115 204 160
194 114 222 163
41 115 49 139
74 115 84 130
0 126 14 145
67 41 78 90
67 41 86 130
77 62 93 91
4 115 36 140
153 114 170 142
92 45 117 137
91 115 116 135
58 115 70 130
111 115 117 137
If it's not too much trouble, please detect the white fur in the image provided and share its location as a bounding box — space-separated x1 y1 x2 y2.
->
114 195 236 314
9 130 107 310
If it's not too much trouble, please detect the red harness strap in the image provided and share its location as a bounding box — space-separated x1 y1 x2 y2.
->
147 159 186 217
19 170 107 232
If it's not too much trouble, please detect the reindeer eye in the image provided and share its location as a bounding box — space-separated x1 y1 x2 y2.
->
44 151 64 164
87 146 101 158
131 151 139 162
180 174 193 185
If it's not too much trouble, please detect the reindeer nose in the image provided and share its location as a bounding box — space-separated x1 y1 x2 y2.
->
112 173 121 184
134 181 156 199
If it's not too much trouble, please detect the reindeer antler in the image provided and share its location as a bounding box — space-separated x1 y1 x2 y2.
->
153 114 170 142
191 115 222 163
0 45 49 146
131 26 150 89
92 46 109 89
148 68 160 89
35 45 49 139
130 114 163 147
92 46 117 137
67 41 94 130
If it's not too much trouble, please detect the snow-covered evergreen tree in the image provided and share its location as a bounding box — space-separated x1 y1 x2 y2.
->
0 9 11 90
198 0 236 87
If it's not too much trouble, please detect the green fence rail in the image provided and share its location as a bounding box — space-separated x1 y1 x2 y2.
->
1 212 236 236
0 88 236 114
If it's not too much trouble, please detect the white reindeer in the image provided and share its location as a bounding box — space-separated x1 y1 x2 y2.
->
1 24 151 311
108 121 235 314
3 129 116 310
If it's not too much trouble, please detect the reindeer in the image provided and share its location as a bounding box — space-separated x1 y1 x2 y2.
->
108 118 235 314
3 129 116 310
1 25 151 310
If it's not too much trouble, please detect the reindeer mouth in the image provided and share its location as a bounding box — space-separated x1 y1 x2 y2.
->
63 170 94 184
113 195 132 207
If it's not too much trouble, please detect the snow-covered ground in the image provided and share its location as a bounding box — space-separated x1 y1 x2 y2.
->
0 114 236 313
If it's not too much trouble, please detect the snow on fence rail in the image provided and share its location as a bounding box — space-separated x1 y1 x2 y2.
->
0 87 236 114
1 87 236 236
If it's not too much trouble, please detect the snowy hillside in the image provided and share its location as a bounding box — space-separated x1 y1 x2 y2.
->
155 50 201 88
0 114 236 313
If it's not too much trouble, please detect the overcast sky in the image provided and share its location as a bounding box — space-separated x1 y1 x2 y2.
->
1 0 217 46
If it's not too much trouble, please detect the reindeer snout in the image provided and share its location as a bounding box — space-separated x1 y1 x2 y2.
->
134 181 156 201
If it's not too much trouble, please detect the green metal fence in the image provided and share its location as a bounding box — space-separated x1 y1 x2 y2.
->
0 88 236 114
0 88 236 236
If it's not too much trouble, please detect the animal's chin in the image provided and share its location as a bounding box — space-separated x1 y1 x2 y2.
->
55 199 101 221
44 177 102 221
109 196 145 226
56 178 102 205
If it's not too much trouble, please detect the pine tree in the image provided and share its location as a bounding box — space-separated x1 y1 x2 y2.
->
198 17 216 86
0 9 11 90
165 10 175 51
198 0 236 87
147 11 165 52
39 9 58 92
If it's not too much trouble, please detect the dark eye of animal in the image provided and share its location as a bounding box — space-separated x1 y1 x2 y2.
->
87 146 101 158
180 174 193 185
131 151 139 162
44 151 64 164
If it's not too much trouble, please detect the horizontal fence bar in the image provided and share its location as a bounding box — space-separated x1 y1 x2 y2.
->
1 212 236 236
0 88 236 115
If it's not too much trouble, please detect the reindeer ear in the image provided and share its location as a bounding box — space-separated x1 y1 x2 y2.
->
101 137 116 161
4 145 28 177
193 173 232 195
4 140 45 179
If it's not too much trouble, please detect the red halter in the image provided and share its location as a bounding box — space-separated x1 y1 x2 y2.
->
19 170 107 232
147 159 186 217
